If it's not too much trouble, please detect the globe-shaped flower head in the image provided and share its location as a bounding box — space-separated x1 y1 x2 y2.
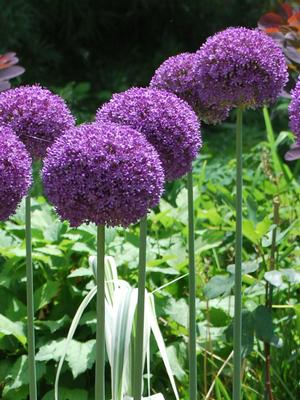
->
96 87 201 181
0 85 75 159
0 126 32 220
286 77 300 160
195 27 288 108
150 52 230 125
42 122 165 227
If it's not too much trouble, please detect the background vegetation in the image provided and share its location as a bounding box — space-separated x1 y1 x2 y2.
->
0 0 299 399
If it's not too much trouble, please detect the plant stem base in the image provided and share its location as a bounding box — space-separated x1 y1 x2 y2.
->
133 215 148 400
26 194 37 400
95 225 106 400
187 171 197 400
233 107 243 400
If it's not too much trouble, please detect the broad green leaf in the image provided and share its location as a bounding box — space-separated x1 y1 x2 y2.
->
264 271 283 287
68 267 93 278
164 298 188 328
242 219 259 244
0 231 16 247
37 338 95 378
225 310 254 356
3 355 45 395
227 261 259 275
209 307 229 327
34 281 60 311
35 246 63 257
42 388 88 400
0 287 26 320
36 339 68 362
280 269 300 284
254 305 282 347
66 339 95 378
37 315 70 333
203 275 234 299
0 314 26 346
166 344 186 381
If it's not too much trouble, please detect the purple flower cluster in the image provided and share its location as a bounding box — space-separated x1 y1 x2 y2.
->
0 85 75 159
288 78 300 145
0 126 32 220
150 52 230 124
195 27 288 108
96 87 201 181
286 78 300 160
42 122 164 227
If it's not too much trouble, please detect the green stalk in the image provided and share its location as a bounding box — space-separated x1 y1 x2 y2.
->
233 107 243 400
187 171 197 400
95 225 106 400
25 193 37 400
133 215 148 400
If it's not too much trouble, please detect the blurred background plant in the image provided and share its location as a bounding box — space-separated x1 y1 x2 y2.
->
0 0 299 399
0 52 24 91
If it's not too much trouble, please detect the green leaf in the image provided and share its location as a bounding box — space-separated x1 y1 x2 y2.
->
0 231 16 248
66 339 95 378
0 287 27 320
242 220 259 244
35 246 63 257
164 298 188 328
3 355 45 395
280 269 300 284
36 339 95 378
264 271 283 287
209 307 229 327
203 275 234 299
42 388 88 400
36 339 67 362
68 267 93 278
37 315 70 333
226 310 254 356
166 344 187 381
34 281 60 311
0 314 26 346
227 261 259 275
254 305 282 347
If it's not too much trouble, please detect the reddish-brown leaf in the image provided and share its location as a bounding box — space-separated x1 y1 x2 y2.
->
258 12 284 28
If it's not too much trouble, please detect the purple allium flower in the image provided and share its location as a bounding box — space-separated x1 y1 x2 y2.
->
42 122 165 227
286 78 300 160
0 126 32 221
150 52 230 124
195 27 288 108
96 87 201 181
288 78 300 146
0 85 75 159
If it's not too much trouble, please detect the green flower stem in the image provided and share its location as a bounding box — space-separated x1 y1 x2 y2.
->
133 215 148 400
25 193 37 400
233 107 243 400
187 171 197 400
95 225 106 400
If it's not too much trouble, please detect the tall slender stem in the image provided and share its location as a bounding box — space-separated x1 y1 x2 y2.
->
233 107 243 400
187 171 197 400
25 193 37 400
95 225 106 400
133 215 147 400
